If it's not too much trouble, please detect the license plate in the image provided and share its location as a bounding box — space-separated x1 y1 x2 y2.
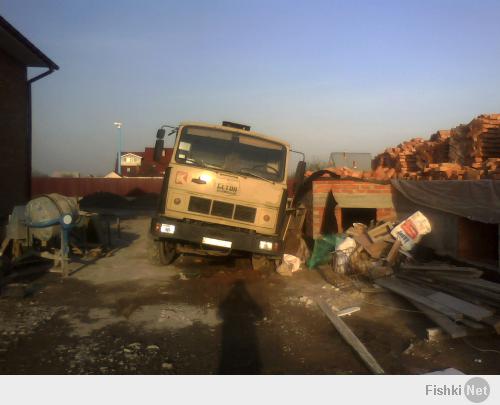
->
160 224 175 234
202 237 232 248
216 183 238 194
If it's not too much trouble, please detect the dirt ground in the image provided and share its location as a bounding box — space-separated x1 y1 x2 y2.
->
1 217 499 375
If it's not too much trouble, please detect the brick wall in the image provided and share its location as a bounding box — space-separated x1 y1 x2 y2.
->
0 49 28 220
312 179 396 238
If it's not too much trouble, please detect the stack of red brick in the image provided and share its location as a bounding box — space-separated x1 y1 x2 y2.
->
373 114 500 180
305 113 500 181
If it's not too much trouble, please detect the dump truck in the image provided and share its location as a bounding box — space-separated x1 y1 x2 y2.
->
149 121 305 269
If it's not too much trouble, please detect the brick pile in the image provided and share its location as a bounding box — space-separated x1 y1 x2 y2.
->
304 113 500 181
372 113 500 180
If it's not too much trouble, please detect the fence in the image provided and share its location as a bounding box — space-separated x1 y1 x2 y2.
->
31 177 164 197
32 177 296 198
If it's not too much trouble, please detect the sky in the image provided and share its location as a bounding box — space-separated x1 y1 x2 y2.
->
3 0 500 175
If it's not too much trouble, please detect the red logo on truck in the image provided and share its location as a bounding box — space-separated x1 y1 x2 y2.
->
175 171 188 184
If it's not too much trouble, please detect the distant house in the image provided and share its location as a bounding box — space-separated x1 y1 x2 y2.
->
104 171 122 178
120 152 143 176
0 15 58 220
329 152 372 171
116 147 173 177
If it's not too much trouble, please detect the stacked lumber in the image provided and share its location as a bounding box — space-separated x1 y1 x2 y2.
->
484 158 500 180
304 113 499 181
421 163 465 180
371 138 424 175
371 113 500 180
450 114 500 167
415 130 450 170
375 263 500 338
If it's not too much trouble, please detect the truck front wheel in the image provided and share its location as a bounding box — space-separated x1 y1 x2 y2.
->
148 236 178 266
251 254 277 272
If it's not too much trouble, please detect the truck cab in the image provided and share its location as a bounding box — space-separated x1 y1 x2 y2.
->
149 121 291 268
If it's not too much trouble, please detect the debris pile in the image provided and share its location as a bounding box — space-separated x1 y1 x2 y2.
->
320 211 431 278
306 210 500 339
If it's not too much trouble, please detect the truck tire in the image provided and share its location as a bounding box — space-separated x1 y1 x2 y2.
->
251 254 276 272
0 255 12 287
147 235 178 266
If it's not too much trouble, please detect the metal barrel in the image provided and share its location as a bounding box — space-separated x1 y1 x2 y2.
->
25 193 78 241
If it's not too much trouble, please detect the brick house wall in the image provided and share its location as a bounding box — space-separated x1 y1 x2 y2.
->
0 48 28 219
118 148 173 177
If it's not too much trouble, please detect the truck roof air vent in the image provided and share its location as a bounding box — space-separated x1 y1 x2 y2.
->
222 121 250 131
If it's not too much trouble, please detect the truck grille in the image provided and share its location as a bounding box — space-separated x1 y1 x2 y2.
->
188 197 256 223
234 205 257 223
188 196 211 214
211 200 234 218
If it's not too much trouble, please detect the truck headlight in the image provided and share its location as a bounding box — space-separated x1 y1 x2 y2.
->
259 241 273 251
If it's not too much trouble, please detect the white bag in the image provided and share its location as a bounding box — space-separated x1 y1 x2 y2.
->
391 211 431 251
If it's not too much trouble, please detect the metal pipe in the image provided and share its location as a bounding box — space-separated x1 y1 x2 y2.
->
28 68 55 84
26 68 56 200
117 126 122 176
290 149 305 161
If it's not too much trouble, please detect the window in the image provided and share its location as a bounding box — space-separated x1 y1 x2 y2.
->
175 126 286 181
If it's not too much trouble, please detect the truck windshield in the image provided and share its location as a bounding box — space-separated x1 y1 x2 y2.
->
175 126 287 182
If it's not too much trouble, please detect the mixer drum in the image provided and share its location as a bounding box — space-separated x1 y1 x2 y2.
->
25 194 78 241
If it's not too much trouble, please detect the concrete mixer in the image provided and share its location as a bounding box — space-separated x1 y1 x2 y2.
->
0 193 79 277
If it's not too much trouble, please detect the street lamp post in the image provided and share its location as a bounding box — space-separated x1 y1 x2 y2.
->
114 122 123 175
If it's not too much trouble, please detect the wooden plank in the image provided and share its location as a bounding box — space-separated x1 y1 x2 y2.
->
458 319 485 330
435 279 500 304
386 240 401 265
397 273 500 309
367 222 392 243
427 292 494 321
337 306 361 317
482 316 500 335
438 277 500 294
417 270 481 279
316 298 385 374
375 277 463 321
400 264 483 276
353 233 388 259
410 300 467 338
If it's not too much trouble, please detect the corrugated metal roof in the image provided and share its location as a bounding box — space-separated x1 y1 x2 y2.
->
329 152 372 171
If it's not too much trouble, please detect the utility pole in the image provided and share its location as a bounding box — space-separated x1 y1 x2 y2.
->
114 122 123 175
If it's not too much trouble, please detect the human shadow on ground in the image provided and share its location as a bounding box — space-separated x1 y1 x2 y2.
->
217 280 263 374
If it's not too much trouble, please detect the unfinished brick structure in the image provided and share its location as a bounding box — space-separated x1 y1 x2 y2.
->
311 179 396 239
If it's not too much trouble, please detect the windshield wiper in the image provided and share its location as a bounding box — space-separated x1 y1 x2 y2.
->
201 160 224 170
185 158 274 183
238 169 275 184
185 158 222 171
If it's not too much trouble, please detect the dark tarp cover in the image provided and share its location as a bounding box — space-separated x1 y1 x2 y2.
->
391 180 500 224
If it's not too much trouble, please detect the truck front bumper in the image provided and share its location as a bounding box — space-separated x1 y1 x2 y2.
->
150 216 283 256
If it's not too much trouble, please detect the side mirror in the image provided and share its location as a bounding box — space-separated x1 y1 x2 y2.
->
156 128 166 139
293 160 306 194
153 139 164 162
